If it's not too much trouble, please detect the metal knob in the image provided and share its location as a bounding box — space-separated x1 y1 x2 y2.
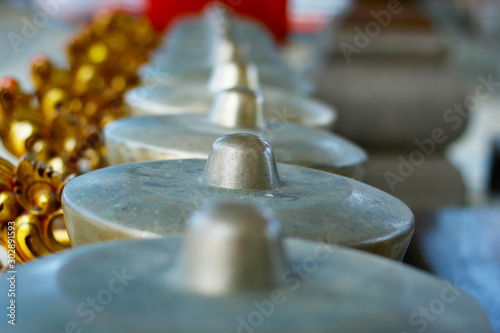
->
207 87 266 129
183 202 285 295
207 61 260 93
203 133 281 190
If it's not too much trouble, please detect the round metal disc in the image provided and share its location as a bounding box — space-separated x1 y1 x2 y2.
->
62 159 413 259
104 114 363 178
125 85 334 129
1 237 491 333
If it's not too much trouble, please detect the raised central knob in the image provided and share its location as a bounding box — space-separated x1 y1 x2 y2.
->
203 133 281 190
184 202 285 295
207 61 260 93
207 87 266 129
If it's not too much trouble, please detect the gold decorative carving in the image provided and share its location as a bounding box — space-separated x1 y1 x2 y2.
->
0 157 73 267
0 10 160 265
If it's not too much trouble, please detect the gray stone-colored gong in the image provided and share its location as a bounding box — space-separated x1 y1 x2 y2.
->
1 202 491 333
110 87 361 178
63 133 413 260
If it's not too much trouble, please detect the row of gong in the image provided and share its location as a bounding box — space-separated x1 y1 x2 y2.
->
0 6 492 332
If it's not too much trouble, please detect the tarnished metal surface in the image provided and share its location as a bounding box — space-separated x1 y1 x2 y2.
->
65 134 411 259
1 203 490 332
110 88 357 177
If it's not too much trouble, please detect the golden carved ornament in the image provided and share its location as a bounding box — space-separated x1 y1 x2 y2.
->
67 11 160 96
29 10 160 132
0 78 107 177
0 157 74 268
0 78 45 158
31 55 129 129
0 11 161 266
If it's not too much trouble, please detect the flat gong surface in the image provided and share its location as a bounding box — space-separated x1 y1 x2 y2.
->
104 115 362 177
62 160 413 258
0 238 491 333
